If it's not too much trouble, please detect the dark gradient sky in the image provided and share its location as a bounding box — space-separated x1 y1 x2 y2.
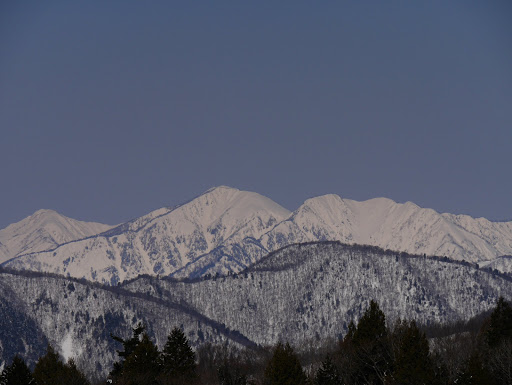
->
1 1 511 228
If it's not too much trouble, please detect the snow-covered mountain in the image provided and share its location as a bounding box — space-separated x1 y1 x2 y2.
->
261 194 512 265
0 209 112 264
1 242 511 380
3 186 512 283
3 187 291 284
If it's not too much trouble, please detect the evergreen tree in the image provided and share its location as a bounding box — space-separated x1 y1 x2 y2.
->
218 360 248 385
64 359 90 385
160 327 197 383
264 342 307 385
33 344 90 385
315 355 341 385
121 333 161 385
33 344 67 385
0 355 34 385
391 320 436 385
486 297 512 348
455 353 496 385
109 322 146 381
351 300 391 384
352 300 387 345
344 321 356 342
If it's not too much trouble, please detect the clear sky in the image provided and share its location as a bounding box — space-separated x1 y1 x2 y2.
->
1 1 511 229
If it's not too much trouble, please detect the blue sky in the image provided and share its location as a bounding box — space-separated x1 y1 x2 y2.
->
1 1 511 228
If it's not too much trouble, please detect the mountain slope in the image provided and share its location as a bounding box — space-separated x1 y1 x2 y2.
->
0 209 112 264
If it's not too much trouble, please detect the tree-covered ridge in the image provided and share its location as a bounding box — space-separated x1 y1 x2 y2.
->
125 242 512 346
2 298 512 384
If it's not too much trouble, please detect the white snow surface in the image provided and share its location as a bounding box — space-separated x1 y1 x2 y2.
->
61 331 81 362
0 209 112 264
3 186 512 283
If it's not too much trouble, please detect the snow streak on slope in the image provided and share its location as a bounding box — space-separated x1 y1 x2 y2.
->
4 187 291 284
0 210 112 264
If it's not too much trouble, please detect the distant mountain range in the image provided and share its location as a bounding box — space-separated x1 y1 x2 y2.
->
2 186 512 284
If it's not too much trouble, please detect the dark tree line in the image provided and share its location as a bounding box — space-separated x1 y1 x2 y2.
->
2 297 512 384
0 344 89 385
108 323 197 385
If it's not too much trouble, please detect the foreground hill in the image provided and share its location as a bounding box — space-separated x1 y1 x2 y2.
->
0 270 253 381
3 186 512 283
2 242 511 380
124 242 512 346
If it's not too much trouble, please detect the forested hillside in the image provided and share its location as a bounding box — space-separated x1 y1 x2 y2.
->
2 298 512 384
2 241 511 381
125 242 512 346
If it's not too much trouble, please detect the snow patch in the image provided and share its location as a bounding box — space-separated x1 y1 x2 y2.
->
61 332 82 362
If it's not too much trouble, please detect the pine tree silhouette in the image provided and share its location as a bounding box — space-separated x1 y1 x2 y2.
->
351 300 391 384
109 322 146 381
161 327 197 381
486 297 512 347
0 355 34 385
121 333 161 385
392 319 436 385
264 342 306 385
33 344 89 385
315 355 341 385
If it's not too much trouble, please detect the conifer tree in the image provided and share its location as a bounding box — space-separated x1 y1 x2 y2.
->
33 344 67 385
315 355 341 385
391 320 436 385
351 300 391 384
160 327 197 382
121 333 161 385
218 360 248 385
64 359 90 385
264 342 307 385
344 321 356 342
486 297 512 347
456 353 496 385
0 355 34 385
33 344 90 385
109 322 146 381
352 300 387 345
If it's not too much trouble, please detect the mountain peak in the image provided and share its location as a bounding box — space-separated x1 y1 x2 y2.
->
303 193 343 205
203 185 240 194
33 208 59 216
0 210 112 264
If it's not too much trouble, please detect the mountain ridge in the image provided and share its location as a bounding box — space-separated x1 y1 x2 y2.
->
2 186 512 283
